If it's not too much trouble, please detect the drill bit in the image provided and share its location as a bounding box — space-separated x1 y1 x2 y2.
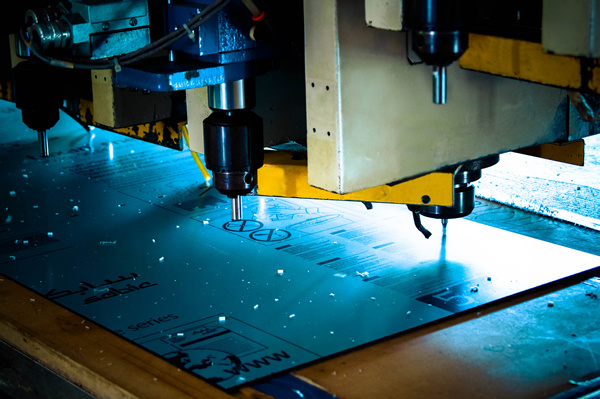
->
231 195 243 221
432 65 447 105
38 130 49 157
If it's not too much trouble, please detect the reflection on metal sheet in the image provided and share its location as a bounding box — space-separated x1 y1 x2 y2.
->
1 119 599 389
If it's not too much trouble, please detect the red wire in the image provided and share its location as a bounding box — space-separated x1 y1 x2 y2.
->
252 10 265 22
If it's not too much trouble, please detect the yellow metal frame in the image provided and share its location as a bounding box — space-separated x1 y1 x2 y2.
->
516 140 585 166
257 151 455 206
460 33 600 93
79 98 181 149
0 80 12 102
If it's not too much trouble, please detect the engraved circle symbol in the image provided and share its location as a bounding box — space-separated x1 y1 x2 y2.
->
223 220 264 232
249 229 291 242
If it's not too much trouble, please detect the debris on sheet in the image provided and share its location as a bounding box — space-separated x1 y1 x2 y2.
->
585 291 598 300
356 271 369 279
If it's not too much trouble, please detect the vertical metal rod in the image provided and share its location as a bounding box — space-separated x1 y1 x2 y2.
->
231 195 243 221
432 65 447 105
38 130 49 157
167 0 175 62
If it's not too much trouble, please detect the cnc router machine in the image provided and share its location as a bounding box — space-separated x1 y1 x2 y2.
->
2 1 600 398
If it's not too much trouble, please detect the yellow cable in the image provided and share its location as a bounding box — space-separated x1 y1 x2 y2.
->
172 123 212 184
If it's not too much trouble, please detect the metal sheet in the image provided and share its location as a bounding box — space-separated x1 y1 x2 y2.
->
1 106 599 390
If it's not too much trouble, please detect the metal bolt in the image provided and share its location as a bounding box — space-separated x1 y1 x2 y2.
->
102 22 110 31
129 18 138 27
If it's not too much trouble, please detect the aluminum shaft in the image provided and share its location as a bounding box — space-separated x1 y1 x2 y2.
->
231 195 243 221
38 130 49 157
432 65 447 105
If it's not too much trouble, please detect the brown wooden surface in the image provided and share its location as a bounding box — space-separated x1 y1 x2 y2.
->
0 274 242 399
294 274 600 399
2 265 600 398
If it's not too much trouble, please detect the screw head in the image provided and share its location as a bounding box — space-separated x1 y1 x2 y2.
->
129 18 138 27
102 22 110 31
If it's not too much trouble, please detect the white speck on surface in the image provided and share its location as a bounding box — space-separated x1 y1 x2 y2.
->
277 269 284 276
329 293 335 298
9 191 15 197
289 314 296 318
4 216 12 224
470 286 479 293
254 304 259 310
47 232 53 237
293 389 305 397
219 316 226 323
406 311 412 317
159 257 165 263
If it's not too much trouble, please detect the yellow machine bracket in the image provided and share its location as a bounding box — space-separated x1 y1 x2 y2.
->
257 151 455 206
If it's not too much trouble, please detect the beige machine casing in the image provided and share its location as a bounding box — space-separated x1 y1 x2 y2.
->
305 0 571 194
